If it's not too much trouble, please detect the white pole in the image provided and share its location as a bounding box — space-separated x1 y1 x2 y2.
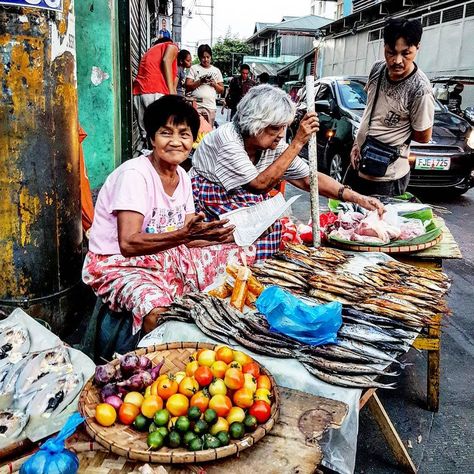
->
305 75 321 248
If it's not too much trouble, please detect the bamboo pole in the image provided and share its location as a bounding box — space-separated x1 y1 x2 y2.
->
305 75 321 247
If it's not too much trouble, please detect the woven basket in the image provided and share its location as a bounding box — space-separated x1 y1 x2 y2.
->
78 342 280 464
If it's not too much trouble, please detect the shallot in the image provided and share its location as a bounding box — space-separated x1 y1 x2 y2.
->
138 355 152 371
104 395 123 411
149 358 165 381
100 383 119 402
119 354 141 376
117 370 153 391
94 364 117 386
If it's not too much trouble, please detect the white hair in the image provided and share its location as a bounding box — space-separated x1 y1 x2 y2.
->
234 84 295 137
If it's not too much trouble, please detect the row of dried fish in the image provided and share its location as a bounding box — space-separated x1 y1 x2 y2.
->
160 294 415 389
252 245 450 330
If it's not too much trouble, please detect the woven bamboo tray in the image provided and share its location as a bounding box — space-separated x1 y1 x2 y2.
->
78 342 280 464
327 233 442 254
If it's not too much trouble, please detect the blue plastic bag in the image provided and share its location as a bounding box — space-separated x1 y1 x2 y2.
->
256 286 342 346
20 413 84 474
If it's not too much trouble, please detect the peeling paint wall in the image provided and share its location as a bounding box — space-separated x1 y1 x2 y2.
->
75 0 121 189
0 0 82 328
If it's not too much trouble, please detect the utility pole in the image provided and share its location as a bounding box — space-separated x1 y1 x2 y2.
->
172 0 183 44
195 0 214 46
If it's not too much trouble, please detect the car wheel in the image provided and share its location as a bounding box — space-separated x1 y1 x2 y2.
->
328 152 345 183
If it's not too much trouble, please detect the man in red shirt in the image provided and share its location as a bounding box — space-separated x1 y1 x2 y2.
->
133 38 178 146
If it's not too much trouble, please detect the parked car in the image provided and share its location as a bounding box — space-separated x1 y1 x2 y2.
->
290 76 474 195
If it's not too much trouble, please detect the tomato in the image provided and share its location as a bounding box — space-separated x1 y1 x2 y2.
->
243 373 257 393
209 416 229 435
215 346 234 364
224 367 244 390
118 402 140 425
209 378 227 396
226 406 245 425
141 395 163 418
178 376 199 397
233 387 254 409
256 375 272 391
197 349 216 367
123 391 144 408
95 403 117 427
157 377 179 400
166 393 190 417
232 350 252 366
210 360 228 379
194 366 213 387
254 388 272 405
208 394 232 417
249 401 271 424
190 390 210 413
228 361 242 370
174 371 186 384
242 361 260 379
186 360 200 377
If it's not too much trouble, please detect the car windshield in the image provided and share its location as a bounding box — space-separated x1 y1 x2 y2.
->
336 80 367 110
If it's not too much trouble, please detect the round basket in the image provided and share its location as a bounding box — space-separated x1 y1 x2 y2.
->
327 233 442 254
78 342 280 464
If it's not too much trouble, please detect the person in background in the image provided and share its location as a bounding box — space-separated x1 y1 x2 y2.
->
83 96 246 336
133 37 178 146
350 18 435 196
258 72 270 84
225 64 256 119
190 85 383 262
448 83 464 115
185 44 224 127
158 18 171 39
177 49 192 97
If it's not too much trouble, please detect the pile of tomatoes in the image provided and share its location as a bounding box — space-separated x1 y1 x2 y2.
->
94 346 274 452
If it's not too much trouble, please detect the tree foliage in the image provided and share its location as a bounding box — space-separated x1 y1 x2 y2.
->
212 35 252 78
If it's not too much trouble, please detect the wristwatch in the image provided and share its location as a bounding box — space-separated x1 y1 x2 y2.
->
338 185 351 202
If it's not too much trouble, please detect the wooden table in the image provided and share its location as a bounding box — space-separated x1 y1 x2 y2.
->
358 218 461 473
0 388 347 474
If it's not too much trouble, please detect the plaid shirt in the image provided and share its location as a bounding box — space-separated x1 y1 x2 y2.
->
191 174 282 262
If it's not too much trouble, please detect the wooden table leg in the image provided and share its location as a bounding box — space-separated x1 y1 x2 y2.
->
367 393 417 474
427 314 441 412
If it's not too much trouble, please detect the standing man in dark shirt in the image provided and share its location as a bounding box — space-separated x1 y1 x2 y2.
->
225 64 256 119
448 83 464 115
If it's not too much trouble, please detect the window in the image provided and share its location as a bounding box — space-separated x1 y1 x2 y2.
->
275 37 281 57
270 42 274 57
263 45 268 56
336 80 367 110
422 12 441 27
466 2 474 17
315 84 333 102
368 29 381 42
442 5 464 23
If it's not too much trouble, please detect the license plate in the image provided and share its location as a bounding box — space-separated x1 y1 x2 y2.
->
415 157 451 170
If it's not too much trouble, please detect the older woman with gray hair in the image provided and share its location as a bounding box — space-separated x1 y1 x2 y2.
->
190 85 383 261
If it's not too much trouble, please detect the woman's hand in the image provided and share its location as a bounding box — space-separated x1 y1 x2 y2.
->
350 142 361 169
293 112 320 147
183 213 235 245
353 194 385 216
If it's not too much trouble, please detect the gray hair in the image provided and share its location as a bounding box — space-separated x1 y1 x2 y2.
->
233 84 295 137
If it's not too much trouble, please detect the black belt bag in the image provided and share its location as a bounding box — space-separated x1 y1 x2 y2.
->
359 136 400 178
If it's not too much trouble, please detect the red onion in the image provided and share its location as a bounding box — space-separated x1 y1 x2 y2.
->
100 383 119 402
119 354 140 376
94 364 117 386
138 355 152 371
104 395 123 411
117 370 153 391
149 358 165 381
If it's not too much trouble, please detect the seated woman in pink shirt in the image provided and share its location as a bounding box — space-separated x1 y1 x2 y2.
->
82 95 248 335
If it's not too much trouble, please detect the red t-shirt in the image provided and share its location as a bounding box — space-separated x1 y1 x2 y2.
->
132 43 178 95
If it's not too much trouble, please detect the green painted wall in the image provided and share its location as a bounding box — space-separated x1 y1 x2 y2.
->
75 0 121 189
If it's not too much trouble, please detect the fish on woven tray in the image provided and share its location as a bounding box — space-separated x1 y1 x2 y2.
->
26 371 83 418
0 410 29 448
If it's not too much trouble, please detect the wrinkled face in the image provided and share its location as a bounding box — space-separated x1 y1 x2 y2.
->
183 54 192 69
384 37 419 80
151 119 194 165
200 52 212 68
241 69 250 81
255 125 286 150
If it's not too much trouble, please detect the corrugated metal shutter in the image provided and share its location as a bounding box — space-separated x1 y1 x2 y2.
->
130 0 151 154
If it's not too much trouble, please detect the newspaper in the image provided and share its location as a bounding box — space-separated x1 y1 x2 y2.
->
219 193 301 247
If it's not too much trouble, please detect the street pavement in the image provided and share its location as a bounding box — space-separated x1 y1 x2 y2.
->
286 184 474 474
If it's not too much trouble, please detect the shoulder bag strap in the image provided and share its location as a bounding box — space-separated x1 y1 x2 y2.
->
368 65 385 127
